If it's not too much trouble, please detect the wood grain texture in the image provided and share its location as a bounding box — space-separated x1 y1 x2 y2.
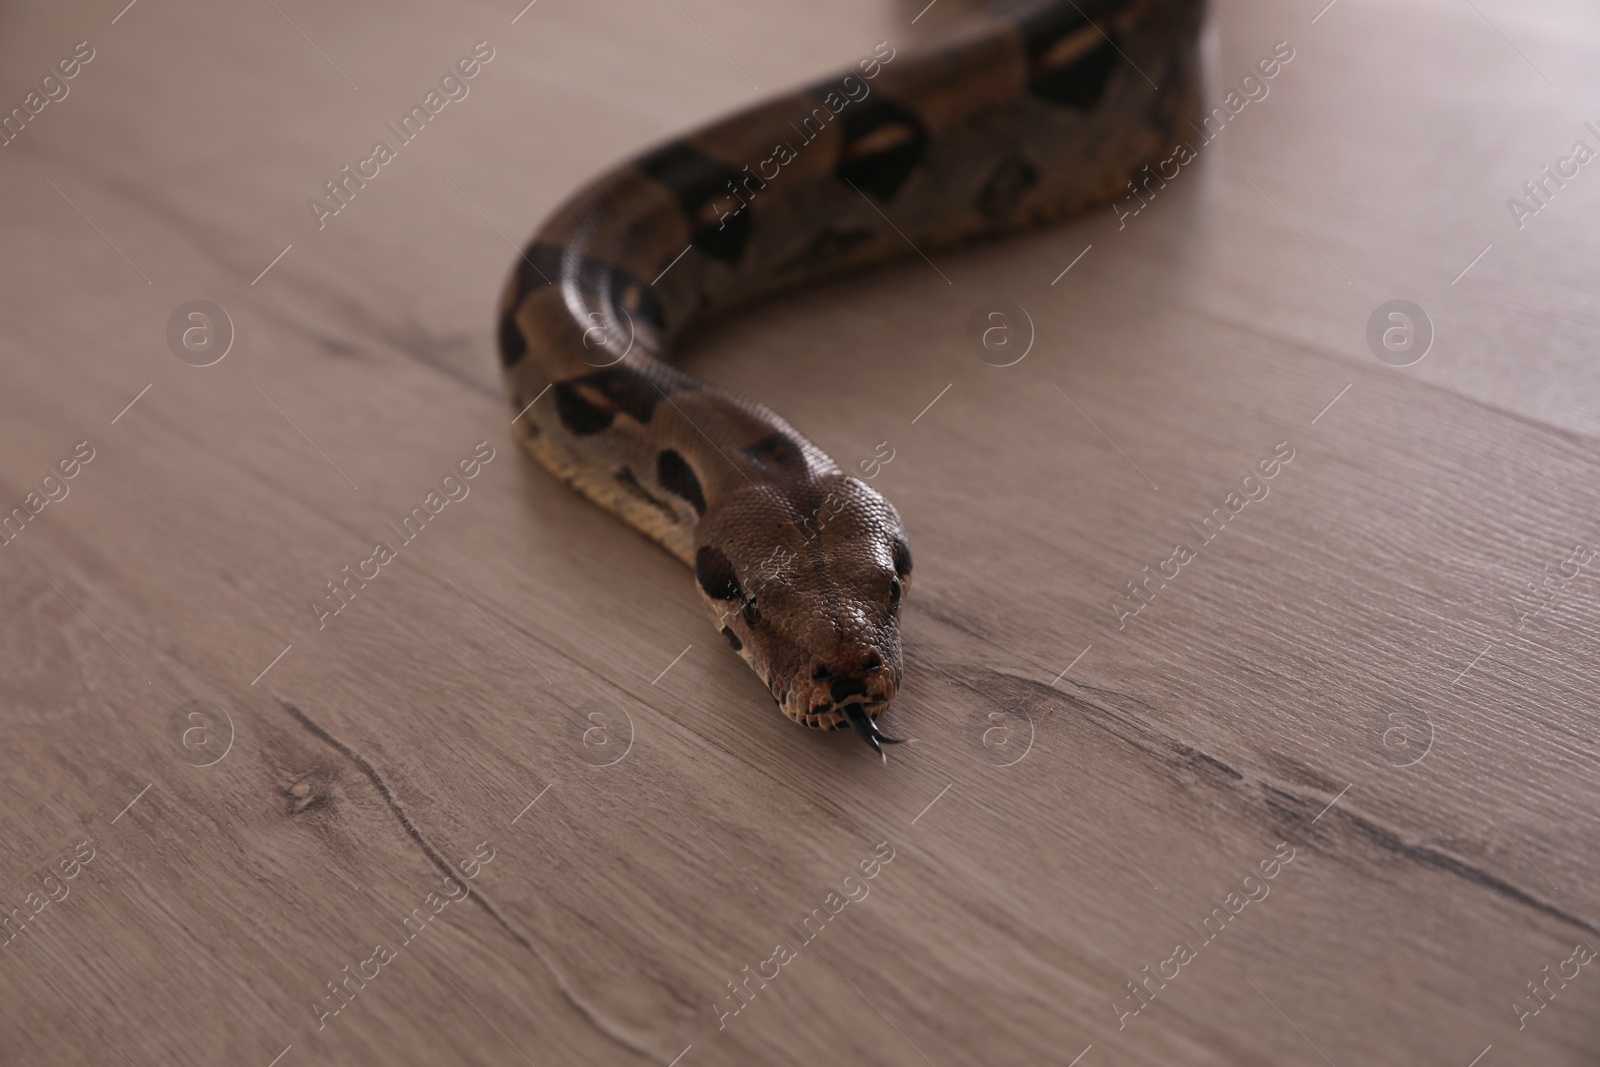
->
2 0 1598 1065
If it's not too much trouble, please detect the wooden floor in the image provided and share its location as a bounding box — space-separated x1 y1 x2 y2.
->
3 0 1599 1063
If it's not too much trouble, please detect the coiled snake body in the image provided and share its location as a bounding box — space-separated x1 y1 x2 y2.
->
499 0 1203 756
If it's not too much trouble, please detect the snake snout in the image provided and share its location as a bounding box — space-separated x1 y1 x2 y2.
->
813 654 892 706
787 643 902 751
797 651 904 760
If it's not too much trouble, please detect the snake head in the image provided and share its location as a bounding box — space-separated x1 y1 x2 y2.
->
692 472 912 756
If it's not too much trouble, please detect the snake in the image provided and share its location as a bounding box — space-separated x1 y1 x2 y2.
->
498 0 1203 758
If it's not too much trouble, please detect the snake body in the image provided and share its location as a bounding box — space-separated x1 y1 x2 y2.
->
499 0 1204 755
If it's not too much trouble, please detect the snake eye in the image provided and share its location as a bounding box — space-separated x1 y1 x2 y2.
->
890 578 902 604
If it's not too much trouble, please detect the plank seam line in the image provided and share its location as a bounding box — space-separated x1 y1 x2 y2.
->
1186 302 1600 451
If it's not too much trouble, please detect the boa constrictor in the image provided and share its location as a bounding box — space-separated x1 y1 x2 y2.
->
499 0 1204 757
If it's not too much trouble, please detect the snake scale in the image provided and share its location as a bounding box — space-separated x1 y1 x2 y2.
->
499 0 1204 757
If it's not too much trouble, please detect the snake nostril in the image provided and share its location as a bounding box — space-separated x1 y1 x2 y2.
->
864 652 882 672
813 664 830 680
